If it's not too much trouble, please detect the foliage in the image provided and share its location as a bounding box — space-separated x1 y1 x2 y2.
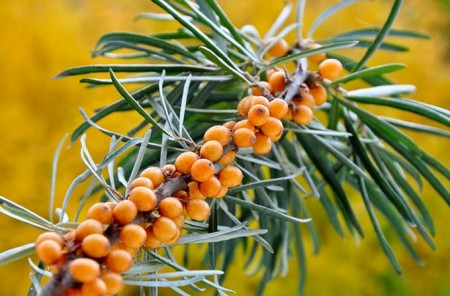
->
0 0 449 295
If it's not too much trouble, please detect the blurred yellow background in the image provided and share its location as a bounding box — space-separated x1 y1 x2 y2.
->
0 0 449 295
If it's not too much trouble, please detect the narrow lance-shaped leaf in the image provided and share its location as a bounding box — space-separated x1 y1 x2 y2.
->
332 63 405 85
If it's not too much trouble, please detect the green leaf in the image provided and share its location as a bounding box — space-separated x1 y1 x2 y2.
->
352 0 403 71
383 117 450 138
261 41 358 71
346 85 416 97
307 0 362 39
263 2 292 39
332 27 430 40
0 196 53 231
49 134 68 222
332 63 405 85
109 69 173 137
224 196 311 224
55 64 216 78
228 171 303 194
0 243 35 266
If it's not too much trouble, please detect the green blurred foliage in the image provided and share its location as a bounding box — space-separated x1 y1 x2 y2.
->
0 0 448 295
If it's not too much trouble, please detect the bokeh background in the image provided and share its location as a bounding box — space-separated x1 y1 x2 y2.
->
0 0 449 295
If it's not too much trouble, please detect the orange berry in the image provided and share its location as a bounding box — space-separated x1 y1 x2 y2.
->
35 232 64 247
237 96 253 117
128 187 157 212
100 271 124 295
69 258 100 282
61 289 82 296
129 177 154 190
268 98 288 119
173 190 189 203
266 68 279 81
268 71 286 92
110 242 138 257
186 199 210 221
36 240 62 265
165 228 181 245
251 81 273 96
265 37 289 57
203 125 231 146
295 93 315 110
233 119 256 133
144 227 161 249
120 224 147 248
318 58 343 80
222 120 236 130
188 181 206 200
306 43 326 63
190 159 215 182
152 217 179 243
215 185 228 198
113 200 137 225
283 108 293 120
249 95 270 108
233 128 256 148
309 84 327 106
174 151 199 174
219 150 236 166
217 166 243 188
162 164 177 176
293 105 314 125
252 133 272 155
158 197 183 219
82 234 110 258
260 117 284 139
87 202 113 225
64 231 76 244
140 167 165 188
199 176 222 197
75 219 103 242
81 278 107 296
248 104 270 127
105 249 133 273
172 215 185 229
200 140 224 162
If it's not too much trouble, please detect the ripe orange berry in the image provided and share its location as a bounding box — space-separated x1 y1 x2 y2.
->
249 95 270 108
215 185 228 198
186 199 210 221
293 105 314 125
200 140 224 162
190 159 215 182
268 98 288 119
188 181 206 200
87 202 113 225
130 177 154 190
144 227 161 249
268 71 287 92
309 84 327 106
81 234 110 258
217 166 243 188
152 217 179 243
222 120 236 130
105 249 133 273
165 228 181 245
174 190 189 203
120 224 147 248
100 271 124 295
266 68 279 81
61 288 82 296
283 108 293 120
248 105 270 126
199 176 222 197
162 164 177 176
140 167 165 188
237 96 253 117
233 128 256 148
174 151 199 174
233 119 256 133
253 133 272 155
251 81 273 96
306 43 326 63
128 187 157 212
265 37 289 57
260 117 284 139
69 258 100 282
35 232 64 247
36 240 62 265
113 200 137 225
318 58 343 80
110 242 138 257
172 215 185 229
203 125 231 146
219 150 236 166
81 278 107 296
158 197 183 219
295 93 315 110
75 219 103 242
